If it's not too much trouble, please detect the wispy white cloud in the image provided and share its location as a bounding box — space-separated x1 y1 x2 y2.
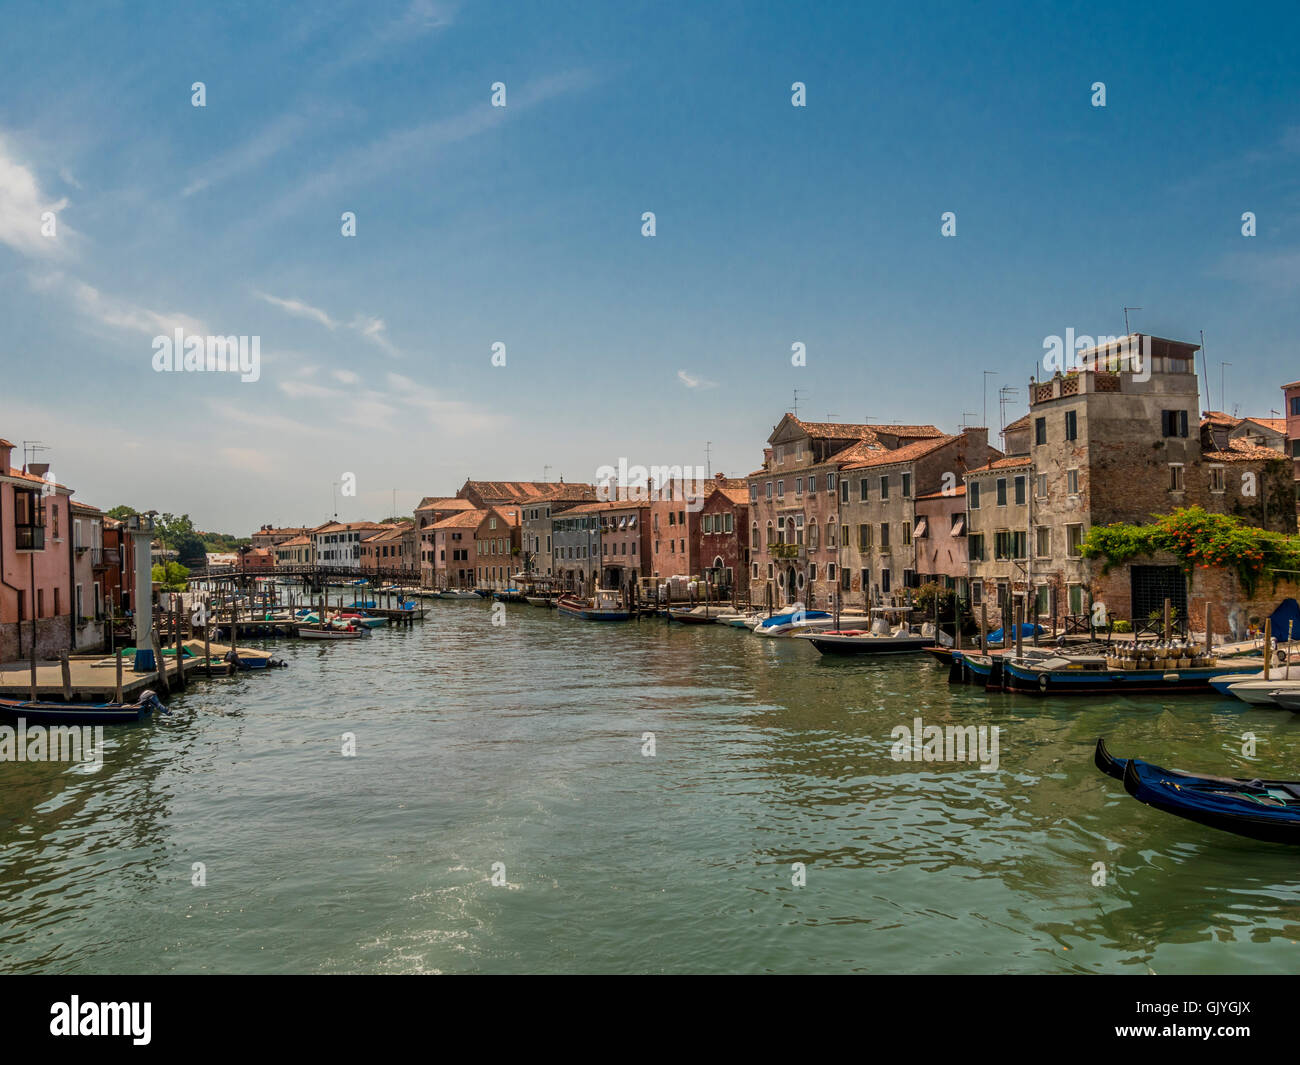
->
351 314 399 356
323 0 458 73
183 112 317 198
0 135 74 259
255 291 403 353
255 69 596 228
677 369 717 390
29 270 207 337
255 290 338 330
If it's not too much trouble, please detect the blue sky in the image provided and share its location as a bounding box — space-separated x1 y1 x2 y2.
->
1 0 1298 532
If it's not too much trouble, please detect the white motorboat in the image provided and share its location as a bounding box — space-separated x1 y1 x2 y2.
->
1226 677 1300 706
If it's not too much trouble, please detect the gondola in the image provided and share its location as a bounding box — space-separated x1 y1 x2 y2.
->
1094 738 1300 845
0 689 166 726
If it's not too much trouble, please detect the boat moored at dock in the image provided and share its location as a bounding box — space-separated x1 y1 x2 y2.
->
557 589 631 621
800 629 933 655
0 689 166 726
1001 650 1245 695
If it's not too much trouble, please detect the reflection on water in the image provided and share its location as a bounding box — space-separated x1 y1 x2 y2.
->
2 600 1299 973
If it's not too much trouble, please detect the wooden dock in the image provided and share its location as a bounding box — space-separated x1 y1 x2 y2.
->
0 655 197 701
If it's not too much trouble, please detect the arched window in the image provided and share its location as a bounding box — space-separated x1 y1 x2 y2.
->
766 520 774 546
808 519 819 550
828 519 837 549
751 522 759 549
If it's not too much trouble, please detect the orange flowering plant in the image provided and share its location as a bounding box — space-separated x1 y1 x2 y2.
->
1081 507 1299 599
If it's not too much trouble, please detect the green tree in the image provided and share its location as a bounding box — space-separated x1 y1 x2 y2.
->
106 504 139 521
152 561 190 592
156 512 207 568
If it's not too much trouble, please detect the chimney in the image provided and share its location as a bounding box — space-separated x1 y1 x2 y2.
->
27 462 49 480
763 447 774 469
0 439 11 474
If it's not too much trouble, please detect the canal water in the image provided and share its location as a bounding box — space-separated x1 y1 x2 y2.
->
2 600 1299 974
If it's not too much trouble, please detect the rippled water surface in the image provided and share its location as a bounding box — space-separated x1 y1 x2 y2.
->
3 600 1300 974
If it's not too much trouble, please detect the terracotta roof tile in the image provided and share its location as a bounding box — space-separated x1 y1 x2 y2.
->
1204 439 1289 462
433 510 487 529
966 455 1033 473
414 497 476 513
841 435 958 470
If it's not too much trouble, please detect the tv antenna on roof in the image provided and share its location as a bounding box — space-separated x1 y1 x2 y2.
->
1123 306 1142 334
792 388 804 417
998 385 1020 432
21 441 47 473
704 441 712 479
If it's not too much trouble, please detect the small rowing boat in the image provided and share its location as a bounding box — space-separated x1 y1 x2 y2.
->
1095 738 1300 845
297 622 368 639
0 689 166 725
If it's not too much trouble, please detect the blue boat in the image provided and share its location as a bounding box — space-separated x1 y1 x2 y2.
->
0 689 166 726
1095 738 1300 845
752 608 831 637
1002 654 1241 695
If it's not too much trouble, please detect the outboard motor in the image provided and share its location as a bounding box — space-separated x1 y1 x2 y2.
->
139 689 170 716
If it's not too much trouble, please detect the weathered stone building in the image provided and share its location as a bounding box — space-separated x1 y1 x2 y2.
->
838 428 993 609
746 415 946 608
972 334 1296 628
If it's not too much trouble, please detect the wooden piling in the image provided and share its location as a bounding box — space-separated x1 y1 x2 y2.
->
175 603 186 689
1163 597 1171 641
1264 617 1273 676
1015 601 1024 657
150 627 169 693
1204 603 1213 655
115 649 124 703
60 650 72 701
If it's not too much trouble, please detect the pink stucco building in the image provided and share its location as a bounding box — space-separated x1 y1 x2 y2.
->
1 438 75 661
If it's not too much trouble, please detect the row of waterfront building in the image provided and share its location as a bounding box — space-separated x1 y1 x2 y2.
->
245 336 1300 631
5 335 1299 662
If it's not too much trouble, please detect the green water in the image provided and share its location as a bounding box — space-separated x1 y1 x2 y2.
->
2 601 1299 974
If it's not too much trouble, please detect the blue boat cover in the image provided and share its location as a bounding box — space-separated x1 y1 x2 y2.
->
987 623 1044 642
757 609 831 628
1269 598 1300 642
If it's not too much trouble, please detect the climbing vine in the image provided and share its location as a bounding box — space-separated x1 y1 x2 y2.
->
1080 506 1300 599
